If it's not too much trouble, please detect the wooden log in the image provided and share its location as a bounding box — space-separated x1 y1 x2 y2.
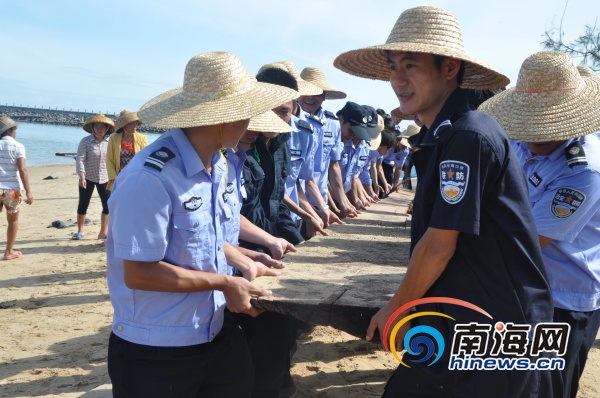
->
251 190 414 340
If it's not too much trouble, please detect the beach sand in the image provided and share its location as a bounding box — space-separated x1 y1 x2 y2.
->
0 164 598 397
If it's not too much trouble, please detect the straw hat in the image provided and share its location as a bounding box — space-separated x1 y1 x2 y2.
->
479 51 600 143
399 123 420 148
83 114 116 134
138 52 297 129
299 67 347 99
333 6 509 90
577 65 598 79
258 61 323 96
248 111 293 133
0 115 21 135
390 107 413 121
369 115 385 150
114 110 142 132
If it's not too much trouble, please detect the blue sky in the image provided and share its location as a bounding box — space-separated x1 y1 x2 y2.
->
0 0 595 117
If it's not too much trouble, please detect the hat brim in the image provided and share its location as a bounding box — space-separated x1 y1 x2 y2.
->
350 124 373 141
390 107 414 121
114 114 142 132
479 77 600 142
369 133 382 150
248 111 293 133
400 137 412 149
138 82 297 129
297 81 324 96
83 115 115 134
0 121 21 135
324 90 347 100
334 44 509 90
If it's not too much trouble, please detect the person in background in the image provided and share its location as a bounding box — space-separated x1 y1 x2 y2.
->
480 52 600 398
106 110 148 191
0 116 33 260
335 102 377 210
298 67 358 220
74 114 113 241
258 61 334 239
380 133 408 189
396 123 419 191
366 127 396 199
106 52 296 397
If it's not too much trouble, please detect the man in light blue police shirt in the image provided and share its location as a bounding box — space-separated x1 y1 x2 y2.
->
481 53 600 398
105 52 296 397
299 67 360 221
336 102 377 209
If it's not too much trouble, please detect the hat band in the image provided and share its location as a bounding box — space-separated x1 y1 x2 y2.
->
515 86 575 94
215 72 249 100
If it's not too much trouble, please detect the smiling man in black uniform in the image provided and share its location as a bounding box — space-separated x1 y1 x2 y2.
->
334 6 555 397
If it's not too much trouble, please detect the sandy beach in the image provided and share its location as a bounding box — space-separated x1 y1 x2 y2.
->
0 164 598 398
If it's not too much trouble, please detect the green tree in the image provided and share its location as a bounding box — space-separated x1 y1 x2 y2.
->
541 4 600 71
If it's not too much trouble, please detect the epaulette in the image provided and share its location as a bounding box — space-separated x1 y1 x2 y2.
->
297 119 313 133
565 141 587 167
323 110 338 120
305 113 324 125
144 147 176 172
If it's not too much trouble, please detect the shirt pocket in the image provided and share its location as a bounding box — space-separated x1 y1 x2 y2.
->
172 211 212 265
221 198 241 244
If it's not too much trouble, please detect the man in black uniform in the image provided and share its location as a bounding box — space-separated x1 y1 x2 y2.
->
334 6 554 397
238 67 305 250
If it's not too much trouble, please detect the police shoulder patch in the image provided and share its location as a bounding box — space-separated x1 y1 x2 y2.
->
565 142 587 168
551 187 586 218
144 147 176 172
323 110 338 120
297 119 313 133
439 160 470 204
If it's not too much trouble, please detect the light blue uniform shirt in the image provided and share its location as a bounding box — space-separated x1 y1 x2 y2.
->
106 129 244 347
513 135 600 311
339 139 370 193
382 146 409 167
224 147 247 246
298 106 342 203
358 149 381 185
285 115 314 222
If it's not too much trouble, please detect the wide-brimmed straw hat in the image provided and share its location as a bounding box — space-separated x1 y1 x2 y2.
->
390 107 414 121
399 123 420 148
299 67 347 100
258 62 323 96
114 110 142 132
369 115 385 150
83 114 115 134
0 115 21 135
333 6 509 90
577 65 598 79
138 52 297 129
479 51 600 143
248 111 293 133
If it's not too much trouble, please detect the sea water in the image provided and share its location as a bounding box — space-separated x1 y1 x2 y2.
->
14 123 162 167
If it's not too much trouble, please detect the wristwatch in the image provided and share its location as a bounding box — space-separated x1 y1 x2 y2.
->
317 204 329 216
